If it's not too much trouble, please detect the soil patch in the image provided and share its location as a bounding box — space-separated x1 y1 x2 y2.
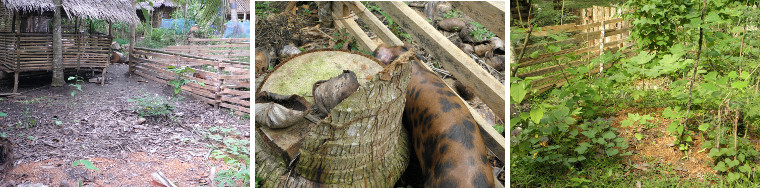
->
0 64 249 186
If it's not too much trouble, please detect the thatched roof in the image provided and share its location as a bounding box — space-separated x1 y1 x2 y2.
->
1 0 139 24
136 0 177 11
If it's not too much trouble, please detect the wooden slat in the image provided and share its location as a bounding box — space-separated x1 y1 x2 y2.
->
332 3 378 52
518 38 626 68
517 44 631 78
449 1 506 39
375 1 505 120
532 18 625 37
343 1 404 47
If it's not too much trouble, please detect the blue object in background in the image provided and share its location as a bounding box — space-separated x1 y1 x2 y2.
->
223 20 250 38
161 19 196 35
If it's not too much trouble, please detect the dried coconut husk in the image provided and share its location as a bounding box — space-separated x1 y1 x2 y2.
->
256 49 412 187
254 91 311 129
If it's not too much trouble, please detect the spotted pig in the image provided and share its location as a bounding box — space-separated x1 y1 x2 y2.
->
374 45 495 187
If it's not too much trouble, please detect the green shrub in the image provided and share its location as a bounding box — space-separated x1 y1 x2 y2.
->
128 93 174 118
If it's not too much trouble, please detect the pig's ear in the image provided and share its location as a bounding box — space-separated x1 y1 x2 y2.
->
402 42 413 50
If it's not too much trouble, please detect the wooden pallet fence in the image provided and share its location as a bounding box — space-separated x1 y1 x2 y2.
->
164 38 249 62
514 6 634 94
131 47 250 116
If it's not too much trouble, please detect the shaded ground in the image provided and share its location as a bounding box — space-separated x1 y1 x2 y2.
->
0 64 249 186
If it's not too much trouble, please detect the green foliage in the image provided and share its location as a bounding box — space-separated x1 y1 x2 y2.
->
493 124 505 134
16 108 36 129
527 0 580 27
624 0 696 52
68 76 84 97
206 126 250 186
707 137 759 182
620 113 655 128
365 2 413 42
72 159 100 171
128 93 174 118
442 10 462 19
255 2 279 18
166 66 205 96
470 22 496 41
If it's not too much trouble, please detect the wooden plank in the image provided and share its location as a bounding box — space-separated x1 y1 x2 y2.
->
515 25 630 52
375 1 505 120
517 44 630 78
518 38 626 68
449 1 506 39
188 38 250 42
332 3 378 52
532 18 625 37
343 1 404 46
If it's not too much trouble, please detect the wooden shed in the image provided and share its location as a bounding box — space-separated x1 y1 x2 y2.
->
0 0 139 92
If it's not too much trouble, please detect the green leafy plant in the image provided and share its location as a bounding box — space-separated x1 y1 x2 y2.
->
166 66 204 96
68 76 84 96
470 22 496 41
128 93 174 118
206 126 250 186
255 2 279 18
662 106 691 151
493 124 505 134
16 108 36 129
72 159 100 171
443 10 462 18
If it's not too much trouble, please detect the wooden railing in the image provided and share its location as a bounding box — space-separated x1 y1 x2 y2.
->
164 38 249 62
131 47 250 116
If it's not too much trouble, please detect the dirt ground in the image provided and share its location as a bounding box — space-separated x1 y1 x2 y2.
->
612 107 715 181
0 64 249 186
255 1 505 187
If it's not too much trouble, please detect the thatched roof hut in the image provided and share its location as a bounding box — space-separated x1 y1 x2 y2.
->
1 0 139 24
136 0 176 12
135 0 177 27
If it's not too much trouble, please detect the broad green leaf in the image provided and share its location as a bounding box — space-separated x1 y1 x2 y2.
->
530 107 545 124
727 71 738 79
634 133 643 140
731 81 748 89
698 123 710 131
739 164 751 173
621 119 634 127
715 161 728 172
575 144 588 154
605 148 619 156
602 131 616 140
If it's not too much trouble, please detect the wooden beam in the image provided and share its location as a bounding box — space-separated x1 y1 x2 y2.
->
343 1 404 47
332 3 377 52
375 1 505 120
449 1 506 39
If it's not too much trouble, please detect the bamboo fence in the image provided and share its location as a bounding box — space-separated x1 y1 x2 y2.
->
131 47 250 116
164 38 249 62
514 6 636 94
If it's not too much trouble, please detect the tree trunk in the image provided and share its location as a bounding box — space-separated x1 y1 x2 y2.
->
51 0 64 87
129 0 136 75
256 50 411 187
